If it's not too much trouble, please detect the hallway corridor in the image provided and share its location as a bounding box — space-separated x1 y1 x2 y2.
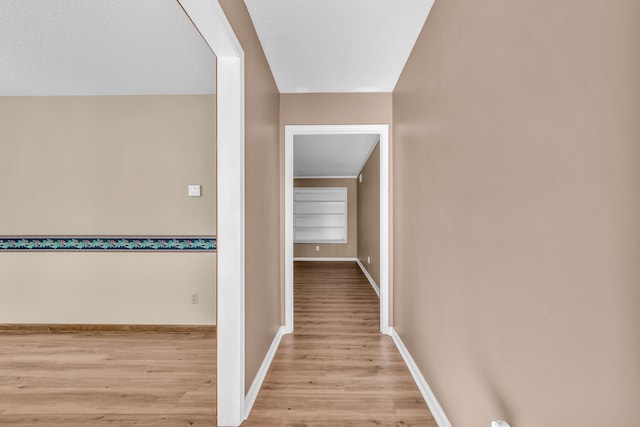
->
243 261 436 426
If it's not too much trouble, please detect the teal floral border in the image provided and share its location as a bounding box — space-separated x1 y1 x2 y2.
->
0 236 216 252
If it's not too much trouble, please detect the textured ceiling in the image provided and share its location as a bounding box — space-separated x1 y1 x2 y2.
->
294 134 379 178
244 0 435 93
0 0 216 96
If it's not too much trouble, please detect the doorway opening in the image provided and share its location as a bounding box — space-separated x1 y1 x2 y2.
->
178 0 245 425
285 125 390 335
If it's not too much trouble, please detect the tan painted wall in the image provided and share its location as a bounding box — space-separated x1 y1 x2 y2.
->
393 1 640 426
0 95 217 325
0 253 216 325
0 95 216 234
357 143 380 285
218 0 282 394
280 93 392 126
294 178 357 258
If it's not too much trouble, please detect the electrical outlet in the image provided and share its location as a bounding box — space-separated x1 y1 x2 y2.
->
315 245 320 252
188 184 201 197
190 293 199 304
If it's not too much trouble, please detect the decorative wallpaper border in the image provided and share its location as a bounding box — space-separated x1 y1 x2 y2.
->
0 236 216 252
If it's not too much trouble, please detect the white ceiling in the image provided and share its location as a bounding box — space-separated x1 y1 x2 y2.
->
244 0 435 93
294 134 379 178
0 0 216 96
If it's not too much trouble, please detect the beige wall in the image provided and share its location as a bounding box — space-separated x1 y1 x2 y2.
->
294 178 357 258
219 0 282 394
357 143 380 285
0 95 216 325
0 253 215 325
0 95 216 235
393 0 640 426
280 93 392 126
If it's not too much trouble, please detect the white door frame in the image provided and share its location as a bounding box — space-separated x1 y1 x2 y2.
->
285 125 390 335
177 1 245 425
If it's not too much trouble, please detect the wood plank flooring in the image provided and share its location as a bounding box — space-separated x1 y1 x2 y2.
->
0 331 216 426
0 262 434 426
243 261 436 427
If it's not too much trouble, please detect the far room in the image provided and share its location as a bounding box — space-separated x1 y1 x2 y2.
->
0 0 217 425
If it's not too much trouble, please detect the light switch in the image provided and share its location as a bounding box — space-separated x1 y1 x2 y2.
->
188 185 201 197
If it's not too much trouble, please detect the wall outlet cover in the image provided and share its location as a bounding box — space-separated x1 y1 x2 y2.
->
188 184 201 197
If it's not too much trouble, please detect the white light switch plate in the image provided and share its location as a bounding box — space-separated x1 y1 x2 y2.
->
188 185 201 197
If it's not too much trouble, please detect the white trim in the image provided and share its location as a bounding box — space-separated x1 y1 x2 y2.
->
284 127 294 335
356 259 380 297
244 326 285 419
177 1 245 426
294 175 358 179
285 125 390 336
379 128 390 335
389 328 452 427
215 56 245 427
294 240 348 244
177 0 242 58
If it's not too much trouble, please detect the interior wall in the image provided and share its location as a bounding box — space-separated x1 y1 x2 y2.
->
0 96 216 235
0 253 215 325
218 0 282 394
393 0 640 426
294 178 357 258
357 143 380 285
280 93 393 126
0 95 217 325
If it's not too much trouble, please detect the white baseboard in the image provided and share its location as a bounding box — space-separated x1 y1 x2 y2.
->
356 259 380 297
294 257 358 262
244 326 285 420
389 327 452 427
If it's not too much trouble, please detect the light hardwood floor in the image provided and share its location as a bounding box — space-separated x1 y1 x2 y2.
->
0 262 434 426
0 330 216 426
243 261 436 427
